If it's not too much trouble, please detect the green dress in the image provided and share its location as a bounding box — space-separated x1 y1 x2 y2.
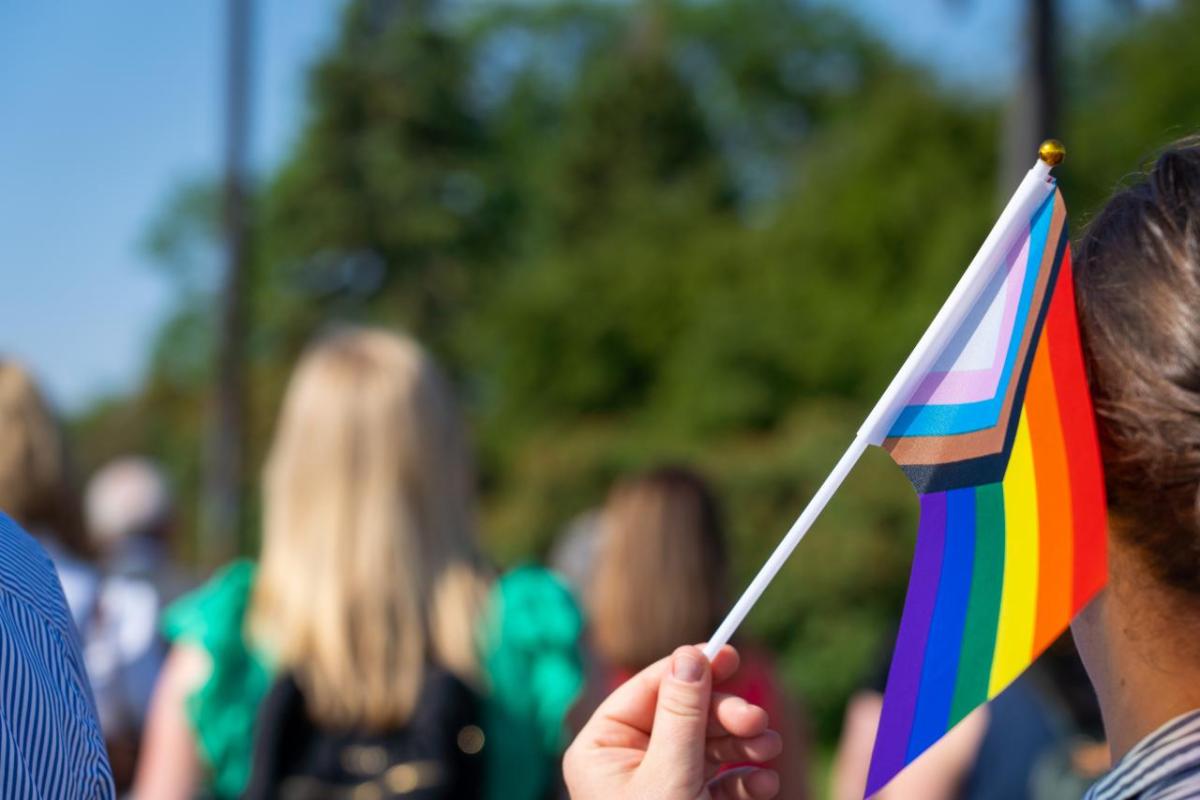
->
162 561 584 800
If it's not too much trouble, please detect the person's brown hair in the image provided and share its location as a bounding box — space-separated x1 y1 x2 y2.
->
589 466 727 671
0 360 87 555
1075 138 1200 594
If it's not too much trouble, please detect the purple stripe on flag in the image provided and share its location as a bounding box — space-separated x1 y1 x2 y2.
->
907 487 977 760
865 492 949 797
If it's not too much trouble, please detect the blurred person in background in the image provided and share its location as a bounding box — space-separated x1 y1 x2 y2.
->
0 359 100 632
0 512 115 796
0 361 116 794
134 327 584 800
85 457 190 791
548 509 602 603
583 466 811 800
831 638 1107 800
86 456 189 601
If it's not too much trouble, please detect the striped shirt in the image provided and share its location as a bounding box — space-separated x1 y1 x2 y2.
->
0 512 114 798
1086 710 1200 800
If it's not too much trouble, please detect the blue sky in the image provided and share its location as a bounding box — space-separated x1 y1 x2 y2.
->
0 0 1136 412
0 0 337 410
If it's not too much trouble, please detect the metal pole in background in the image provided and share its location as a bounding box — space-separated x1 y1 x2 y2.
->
1000 0 1059 194
1029 0 1059 140
203 0 253 566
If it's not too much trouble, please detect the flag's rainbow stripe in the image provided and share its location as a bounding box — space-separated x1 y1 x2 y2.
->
866 189 1107 796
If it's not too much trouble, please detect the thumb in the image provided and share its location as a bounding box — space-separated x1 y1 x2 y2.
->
641 646 712 794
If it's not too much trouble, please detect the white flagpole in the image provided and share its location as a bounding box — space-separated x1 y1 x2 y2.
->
857 157 1057 446
703 145 1063 662
704 435 869 660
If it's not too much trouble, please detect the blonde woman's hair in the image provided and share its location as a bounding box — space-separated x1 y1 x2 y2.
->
589 466 727 671
248 328 491 729
0 360 86 554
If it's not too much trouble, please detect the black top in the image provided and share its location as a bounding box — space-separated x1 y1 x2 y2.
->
244 666 484 800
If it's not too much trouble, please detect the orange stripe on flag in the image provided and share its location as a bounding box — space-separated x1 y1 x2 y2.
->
1025 337 1074 655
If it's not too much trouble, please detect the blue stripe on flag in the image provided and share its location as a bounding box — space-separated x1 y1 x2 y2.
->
907 486 978 761
889 192 1055 438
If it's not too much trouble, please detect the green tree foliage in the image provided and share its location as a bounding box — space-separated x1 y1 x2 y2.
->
73 0 1200 745
254 0 517 365
1061 0 1200 213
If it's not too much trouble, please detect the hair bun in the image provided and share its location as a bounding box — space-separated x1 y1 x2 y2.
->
1076 136 1200 596
1153 144 1200 228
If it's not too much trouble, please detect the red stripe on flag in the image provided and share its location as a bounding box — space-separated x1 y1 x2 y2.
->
1045 247 1108 611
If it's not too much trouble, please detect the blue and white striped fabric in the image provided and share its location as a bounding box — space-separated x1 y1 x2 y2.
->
0 512 114 798
1086 710 1200 800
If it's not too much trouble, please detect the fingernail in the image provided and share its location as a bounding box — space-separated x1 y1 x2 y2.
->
673 648 705 683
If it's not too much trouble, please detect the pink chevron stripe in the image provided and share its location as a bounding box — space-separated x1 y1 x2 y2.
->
907 232 1031 406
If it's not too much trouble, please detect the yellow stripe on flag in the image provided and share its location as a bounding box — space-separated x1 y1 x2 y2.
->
989 410 1040 696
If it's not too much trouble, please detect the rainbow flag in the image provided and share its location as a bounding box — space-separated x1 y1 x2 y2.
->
865 188 1107 795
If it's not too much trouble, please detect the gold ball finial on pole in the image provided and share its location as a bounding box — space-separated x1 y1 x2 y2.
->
1038 139 1066 167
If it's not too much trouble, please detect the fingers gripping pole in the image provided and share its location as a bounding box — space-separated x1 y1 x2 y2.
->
703 436 870 661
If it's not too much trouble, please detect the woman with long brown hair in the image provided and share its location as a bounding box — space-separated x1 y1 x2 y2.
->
586 466 811 800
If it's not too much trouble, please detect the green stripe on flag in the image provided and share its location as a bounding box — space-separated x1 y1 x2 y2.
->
949 482 1006 725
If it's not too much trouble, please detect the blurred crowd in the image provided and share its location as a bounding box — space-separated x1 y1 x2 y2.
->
0 329 1109 800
